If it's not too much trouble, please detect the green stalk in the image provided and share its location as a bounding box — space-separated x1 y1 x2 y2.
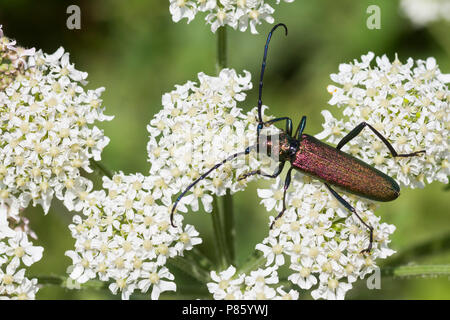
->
211 196 230 268
223 191 235 265
210 26 235 269
90 159 113 179
216 26 227 73
238 252 266 275
168 257 211 284
382 264 450 278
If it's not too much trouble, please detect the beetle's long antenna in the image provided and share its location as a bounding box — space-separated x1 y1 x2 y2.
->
257 23 288 123
170 146 255 227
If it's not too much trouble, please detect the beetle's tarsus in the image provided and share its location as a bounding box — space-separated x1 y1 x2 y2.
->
394 150 426 158
237 174 248 181
361 226 374 255
170 213 176 228
269 215 281 230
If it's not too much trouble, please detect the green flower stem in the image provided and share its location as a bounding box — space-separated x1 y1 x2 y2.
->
191 247 215 270
216 26 227 73
90 159 113 179
382 264 450 278
210 25 236 270
237 251 266 276
168 257 211 284
211 196 231 268
223 191 236 265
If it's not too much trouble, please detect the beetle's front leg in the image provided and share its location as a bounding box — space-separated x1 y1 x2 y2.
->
270 167 294 229
324 183 374 254
238 161 285 181
336 122 426 157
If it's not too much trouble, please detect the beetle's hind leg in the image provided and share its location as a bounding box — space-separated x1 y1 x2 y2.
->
324 183 374 254
336 122 426 157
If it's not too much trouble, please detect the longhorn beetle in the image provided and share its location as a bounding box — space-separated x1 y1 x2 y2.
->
170 23 426 254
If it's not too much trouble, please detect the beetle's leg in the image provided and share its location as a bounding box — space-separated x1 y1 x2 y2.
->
270 167 294 229
263 117 293 135
336 122 426 157
294 116 307 140
324 183 373 254
238 161 285 181
171 147 253 227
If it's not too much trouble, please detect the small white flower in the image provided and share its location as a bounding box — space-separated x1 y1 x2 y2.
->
208 265 244 300
5 231 43 267
274 286 299 300
311 278 353 300
138 263 176 300
169 0 198 23
255 237 286 266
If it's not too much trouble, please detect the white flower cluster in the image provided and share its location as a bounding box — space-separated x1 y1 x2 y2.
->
0 30 113 220
147 68 264 216
256 175 395 300
65 172 202 300
207 265 299 299
208 176 395 301
149 67 399 300
169 0 295 33
0 217 43 299
400 0 450 27
319 52 450 188
66 69 261 299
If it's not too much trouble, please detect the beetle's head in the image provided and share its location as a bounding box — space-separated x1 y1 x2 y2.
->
257 131 295 162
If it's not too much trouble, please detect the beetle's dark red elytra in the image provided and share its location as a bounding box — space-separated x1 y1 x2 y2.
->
292 134 400 202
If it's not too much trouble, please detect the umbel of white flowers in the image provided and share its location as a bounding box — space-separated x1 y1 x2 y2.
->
0 25 111 299
65 172 202 300
169 0 295 33
0 28 113 221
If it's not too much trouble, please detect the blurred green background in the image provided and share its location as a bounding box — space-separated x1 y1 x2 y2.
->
0 0 449 299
